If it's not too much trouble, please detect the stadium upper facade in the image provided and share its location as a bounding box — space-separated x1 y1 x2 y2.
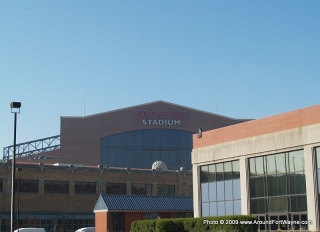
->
5 100 250 170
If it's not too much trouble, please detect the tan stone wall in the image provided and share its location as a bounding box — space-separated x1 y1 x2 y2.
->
0 163 192 214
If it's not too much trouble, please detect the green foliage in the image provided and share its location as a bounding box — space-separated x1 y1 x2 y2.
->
156 219 185 232
131 219 156 232
130 215 258 232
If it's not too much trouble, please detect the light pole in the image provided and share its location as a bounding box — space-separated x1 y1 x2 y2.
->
10 102 21 232
17 168 22 232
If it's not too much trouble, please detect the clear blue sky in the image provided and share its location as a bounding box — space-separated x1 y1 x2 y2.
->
1 1 320 153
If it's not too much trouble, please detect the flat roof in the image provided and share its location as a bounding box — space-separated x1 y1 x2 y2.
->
193 104 320 149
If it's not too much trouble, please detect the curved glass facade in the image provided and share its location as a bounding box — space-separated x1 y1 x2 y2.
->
101 129 193 170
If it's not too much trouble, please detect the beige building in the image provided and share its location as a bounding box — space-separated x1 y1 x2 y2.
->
192 105 320 231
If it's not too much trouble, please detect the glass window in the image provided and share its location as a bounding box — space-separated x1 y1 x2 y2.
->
224 162 232 180
255 157 265 176
209 202 217 216
200 160 241 217
225 180 233 200
134 130 144 147
116 133 126 146
202 202 209 217
250 177 265 198
250 198 266 214
225 201 234 215
266 155 276 175
249 158 256 176
288 150 304 173
44 181 69 194
290 172 306 194
234 200 241 215
126 132 135 146
144 130 153 147
101 129 193 170
316 147 320 168
269 196 288 213
106 183 126 195
217 202 225 216
208 182 216 202
0 179 3 192
200 166 208 183
157 184 175 196
208 165 216 182
216 181 225 201
16 179 39 193
75 182 96 194
126 150 135 168
131 183 152 195
216 163 224 181
291 195 307 212
275 153 286 174
267 174 287 196
232 160 240 178
116 149 126 167
250 150 306 216
233 179 241 200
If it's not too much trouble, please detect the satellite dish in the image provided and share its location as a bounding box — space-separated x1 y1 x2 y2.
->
152 161 168 171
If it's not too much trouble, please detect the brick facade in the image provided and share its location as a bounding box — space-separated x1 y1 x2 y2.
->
60 101 249 166
0 163 192 212
193 104 320 149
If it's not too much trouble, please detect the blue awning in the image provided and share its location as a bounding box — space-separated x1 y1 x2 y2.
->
94 195 193 212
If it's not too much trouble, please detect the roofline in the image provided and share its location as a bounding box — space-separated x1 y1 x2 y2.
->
193 103 320 149
93 209 193 213
60 100 250 120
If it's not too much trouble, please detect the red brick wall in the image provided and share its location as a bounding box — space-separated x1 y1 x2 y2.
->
125 212 145 232
60 101 248 166
95 212 108 232
193 104 320 148
158 212 175 218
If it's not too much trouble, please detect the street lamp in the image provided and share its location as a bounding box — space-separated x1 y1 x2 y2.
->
10 102 21 232
16 168 22 232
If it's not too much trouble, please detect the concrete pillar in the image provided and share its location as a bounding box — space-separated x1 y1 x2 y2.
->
304 145 319 231
193 164 201 217
152 181 157 196
240 157 249 215
126 181 131 195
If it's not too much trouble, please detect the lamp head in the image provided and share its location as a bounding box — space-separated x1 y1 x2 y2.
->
11 102 21 108
10 102 21 113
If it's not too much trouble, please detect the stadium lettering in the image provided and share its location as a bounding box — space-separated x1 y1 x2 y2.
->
136 110 187 119
142 119 181 126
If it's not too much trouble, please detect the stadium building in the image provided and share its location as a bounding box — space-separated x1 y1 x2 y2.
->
192 104 320 231
1 101 248 232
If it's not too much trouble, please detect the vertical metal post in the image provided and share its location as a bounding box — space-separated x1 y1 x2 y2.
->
17 173 20 231
10 112 17 232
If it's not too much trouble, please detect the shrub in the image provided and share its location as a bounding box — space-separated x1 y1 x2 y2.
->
131 219 156 232
130 215 258 232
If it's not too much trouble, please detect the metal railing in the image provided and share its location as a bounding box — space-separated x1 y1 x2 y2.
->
3 135 60 161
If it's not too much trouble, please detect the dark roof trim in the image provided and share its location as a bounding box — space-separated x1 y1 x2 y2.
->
93 194 193 212
61 100 249 120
